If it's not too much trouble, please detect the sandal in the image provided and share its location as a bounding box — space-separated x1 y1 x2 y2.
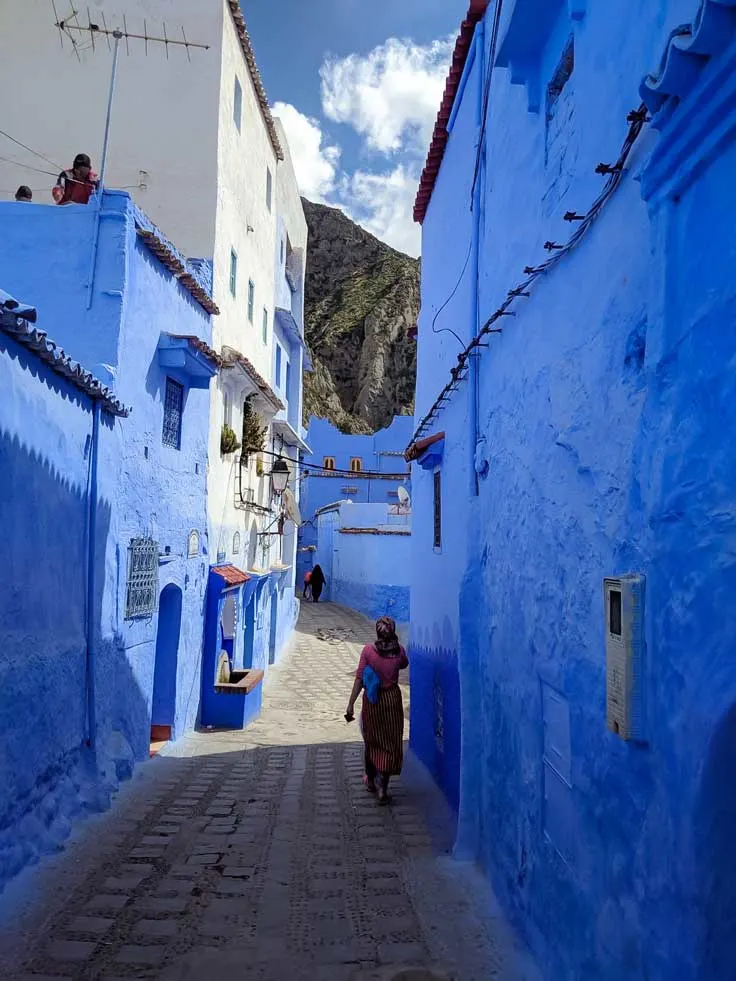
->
363 774 377 794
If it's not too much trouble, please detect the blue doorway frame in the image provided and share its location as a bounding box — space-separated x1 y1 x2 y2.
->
151 583 183 734
268 587 278 665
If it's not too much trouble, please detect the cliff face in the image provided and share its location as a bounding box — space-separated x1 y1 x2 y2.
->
301 199 419 434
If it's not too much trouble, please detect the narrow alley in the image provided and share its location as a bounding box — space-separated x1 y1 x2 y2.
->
0 604 537 981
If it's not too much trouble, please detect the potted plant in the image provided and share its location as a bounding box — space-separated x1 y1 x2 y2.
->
221 423 241 455
242 396 268 463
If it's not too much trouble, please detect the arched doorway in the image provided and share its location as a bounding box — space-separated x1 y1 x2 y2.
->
151 584 183 746
697 703 736 980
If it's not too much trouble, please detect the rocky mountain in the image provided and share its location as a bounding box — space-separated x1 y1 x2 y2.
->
301 199 419 435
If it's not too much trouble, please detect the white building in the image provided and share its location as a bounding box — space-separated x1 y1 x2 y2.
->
0 0 309 659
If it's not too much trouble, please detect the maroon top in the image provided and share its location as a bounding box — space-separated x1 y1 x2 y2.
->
355 644 408 689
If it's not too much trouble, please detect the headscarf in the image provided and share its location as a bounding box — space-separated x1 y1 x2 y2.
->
375 615 401 658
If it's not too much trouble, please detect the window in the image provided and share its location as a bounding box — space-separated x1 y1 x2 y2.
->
248 279 255 322
545 36 574 163
266 167 273 211
187 530 200 558
433 469 442 549
285 358 291 395
350 457 362 473
275 344 282 388
262 307 268 345
223 390 232 428
229 249 237 297
233 76 242 131
162 377 184 449
233 531 241 554
124 538 159 619
323 456 335 470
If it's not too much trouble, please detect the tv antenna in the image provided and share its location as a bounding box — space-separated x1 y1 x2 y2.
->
50 5 211 307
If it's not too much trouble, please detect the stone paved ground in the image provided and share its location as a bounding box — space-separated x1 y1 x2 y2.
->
0 603 539 981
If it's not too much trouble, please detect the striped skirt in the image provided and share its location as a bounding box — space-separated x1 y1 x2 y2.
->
361 684 404 776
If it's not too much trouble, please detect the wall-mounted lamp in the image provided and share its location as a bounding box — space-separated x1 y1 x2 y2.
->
270 457 290 495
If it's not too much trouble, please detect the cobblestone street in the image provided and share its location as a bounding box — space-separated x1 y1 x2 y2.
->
0 603 538 981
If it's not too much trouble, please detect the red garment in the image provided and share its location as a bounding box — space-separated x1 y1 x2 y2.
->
53 169 99 205
355 643 408 689
304 571 312 583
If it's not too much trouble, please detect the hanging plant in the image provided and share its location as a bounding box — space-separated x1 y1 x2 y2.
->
221 423 241 455
242 395 268 454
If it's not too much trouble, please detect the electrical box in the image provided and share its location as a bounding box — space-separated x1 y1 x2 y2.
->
603 574 646 742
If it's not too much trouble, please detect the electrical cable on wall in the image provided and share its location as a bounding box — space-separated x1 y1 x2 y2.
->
407 103 650 453
243 445 408 481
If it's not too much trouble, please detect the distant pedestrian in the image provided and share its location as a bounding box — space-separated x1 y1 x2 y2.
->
53 153 99 205
302 569 312 600
14 185 32 202
345 616 407 805
310 564 325 603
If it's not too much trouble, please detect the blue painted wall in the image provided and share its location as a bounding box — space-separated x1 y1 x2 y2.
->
297 416 413 587
311 502 411 625
410 2 736 980
0 193 214 889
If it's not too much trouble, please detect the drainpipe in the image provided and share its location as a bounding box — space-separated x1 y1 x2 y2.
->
469 21 486 498
85 400 101 750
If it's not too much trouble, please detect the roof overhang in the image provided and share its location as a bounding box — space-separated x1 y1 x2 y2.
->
405 430 445 467
271 416 311 454
414 0 490 224
158 334 219 388
221 345 285 414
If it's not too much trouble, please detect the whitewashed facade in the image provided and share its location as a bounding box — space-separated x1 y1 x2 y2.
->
0 0 307 611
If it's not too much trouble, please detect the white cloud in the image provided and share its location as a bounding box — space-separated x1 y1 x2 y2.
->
273 35 452 257
272 101 341 201
320 36 453 155
338 165 421 257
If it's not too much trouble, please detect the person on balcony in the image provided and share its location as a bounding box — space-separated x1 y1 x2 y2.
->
52 153 99 205
14 185 32 202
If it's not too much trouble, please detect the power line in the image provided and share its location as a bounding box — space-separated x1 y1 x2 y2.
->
407 103 650 452
0 154 57 177
0 128 63 173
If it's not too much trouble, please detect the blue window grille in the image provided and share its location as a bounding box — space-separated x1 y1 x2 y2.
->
266 167 273 211
262 307 268 345
125 538 159 619
248 279 255 322
285 358 291 396
234 76 242 131
275 345 282 387
229 249 238 297
163 377 184 449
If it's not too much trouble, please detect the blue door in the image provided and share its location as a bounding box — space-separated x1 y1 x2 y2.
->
151 584 183 733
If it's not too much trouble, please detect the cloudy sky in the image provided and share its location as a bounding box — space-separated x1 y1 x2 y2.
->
244 0 468 257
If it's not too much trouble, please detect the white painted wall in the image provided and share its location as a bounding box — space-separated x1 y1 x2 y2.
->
0 0 221 255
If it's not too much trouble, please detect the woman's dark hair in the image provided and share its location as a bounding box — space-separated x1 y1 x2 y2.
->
15 185 32 201
73 153 92 169
375 616 400 658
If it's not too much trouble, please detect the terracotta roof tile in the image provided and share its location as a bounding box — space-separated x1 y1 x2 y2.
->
405 430 445 462
221 345 285 411
227 1 284 161
212 564 250 586
414 1 490 224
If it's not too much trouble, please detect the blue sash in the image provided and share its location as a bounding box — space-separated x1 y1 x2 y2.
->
362 665 380 704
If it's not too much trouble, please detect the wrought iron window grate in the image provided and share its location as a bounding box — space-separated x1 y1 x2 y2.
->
125 538 159 619
433 470 442 549
163 377 184 449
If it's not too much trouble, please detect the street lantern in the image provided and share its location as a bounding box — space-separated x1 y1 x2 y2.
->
270 457 290 495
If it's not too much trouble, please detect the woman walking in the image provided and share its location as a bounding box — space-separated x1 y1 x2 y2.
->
311 564 326 603
345 616 408 804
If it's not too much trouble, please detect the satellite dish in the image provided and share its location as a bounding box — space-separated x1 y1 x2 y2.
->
283 487 302 526
397 486 411 510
